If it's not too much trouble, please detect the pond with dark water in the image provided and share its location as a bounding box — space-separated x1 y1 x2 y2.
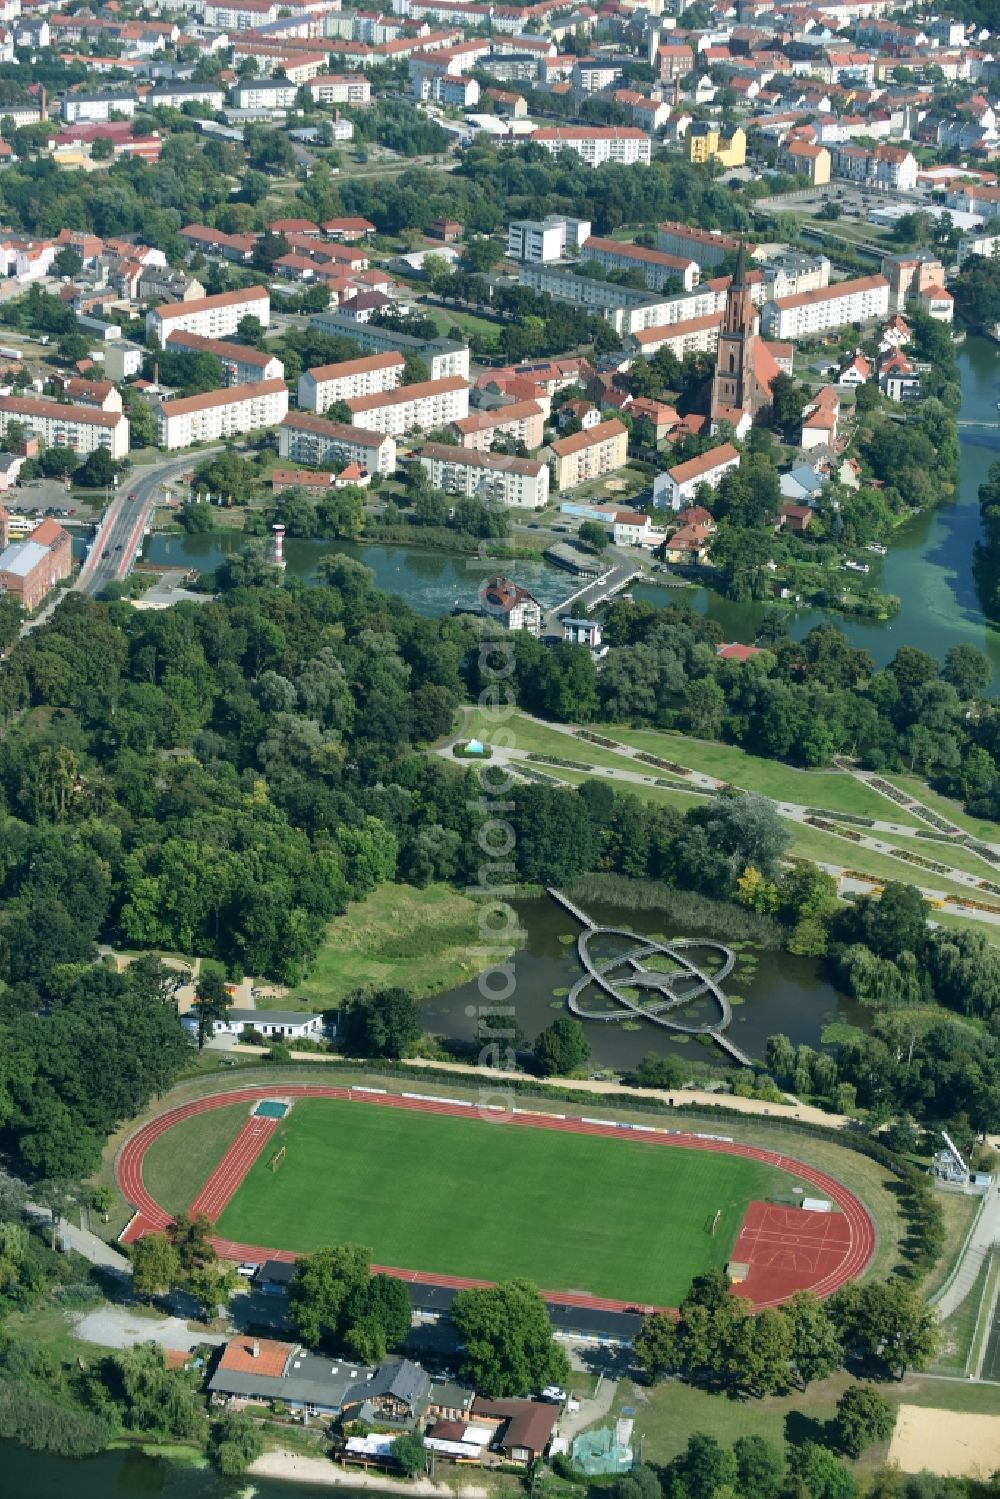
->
421 895 866 1071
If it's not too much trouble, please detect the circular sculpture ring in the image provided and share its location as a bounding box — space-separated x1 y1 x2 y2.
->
567 927 736 1036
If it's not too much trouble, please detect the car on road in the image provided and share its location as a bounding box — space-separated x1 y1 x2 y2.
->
127 492 137 501
101 548 110 559
115 544 122 552
236 1263 258 1280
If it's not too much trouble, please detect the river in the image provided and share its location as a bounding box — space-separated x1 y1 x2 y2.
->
634 336 1000 678
0 1440 350 1499
143 339 1000 678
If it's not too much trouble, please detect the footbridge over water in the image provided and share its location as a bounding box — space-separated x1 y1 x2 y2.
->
547 888 754 1067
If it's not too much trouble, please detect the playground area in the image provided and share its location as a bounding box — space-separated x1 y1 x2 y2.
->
117 1084 876 1313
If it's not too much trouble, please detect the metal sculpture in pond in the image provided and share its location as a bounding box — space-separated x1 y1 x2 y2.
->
548 888 751 1066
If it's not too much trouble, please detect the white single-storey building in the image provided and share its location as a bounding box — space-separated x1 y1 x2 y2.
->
183 1008 326 1042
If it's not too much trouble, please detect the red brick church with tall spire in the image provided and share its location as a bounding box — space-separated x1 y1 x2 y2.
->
710 241 785 434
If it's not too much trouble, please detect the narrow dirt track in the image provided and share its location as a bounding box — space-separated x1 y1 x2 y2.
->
116 1085 876 1313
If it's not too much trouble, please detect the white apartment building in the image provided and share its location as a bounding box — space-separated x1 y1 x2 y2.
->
297 352 405 413
155 379 289 451
628 312 722 360
347 376 469 436
165 330 284 385
528 126 651 167
203 0 282 28
451 399 545 452
306 74 372 105
958 229 1000 267
663 443 741 510
61 92 138 123
506 216 591 264
0 396 129 460
418 442 549 509
581 236 700 293
230 79 299 109
762 274 890 341
147 286 270 346
278 411 397 476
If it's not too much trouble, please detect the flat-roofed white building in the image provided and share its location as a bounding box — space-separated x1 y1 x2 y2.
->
297 353 404 413
165 330 284 386
147 286 270 346
278 411 397 476
306 74 372 105
529 126 651 167
662 442 740 510
155 379 288 450
506 215 591 263
0 395 129 459
418 442 549 509
762 274 890 341
347 375 469 436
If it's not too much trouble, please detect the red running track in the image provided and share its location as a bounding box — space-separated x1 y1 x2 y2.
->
116 1084 876 1313
189 1113 280 1222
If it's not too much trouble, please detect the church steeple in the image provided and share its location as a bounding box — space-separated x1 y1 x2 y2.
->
710 239 758 429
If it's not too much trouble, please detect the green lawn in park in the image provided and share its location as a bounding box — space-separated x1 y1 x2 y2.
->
606 728 925 826
214 1097 811 1305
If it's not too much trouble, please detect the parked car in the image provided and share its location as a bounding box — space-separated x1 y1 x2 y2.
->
541 1386 567 1403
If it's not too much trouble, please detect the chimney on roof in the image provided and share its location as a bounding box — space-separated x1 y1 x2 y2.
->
252 1339 260 1359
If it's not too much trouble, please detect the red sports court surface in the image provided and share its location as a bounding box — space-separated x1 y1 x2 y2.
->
117 1084 876 1313
730 1201 859 1308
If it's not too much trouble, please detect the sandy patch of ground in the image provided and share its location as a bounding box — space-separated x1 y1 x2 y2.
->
250 1452 488 1494
889 1406 1000 1477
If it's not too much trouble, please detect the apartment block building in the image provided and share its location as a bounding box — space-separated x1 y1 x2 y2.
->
762 274 890 341
662 442 741 510
581 236 700 293
529 126 651 167
165 330 285 386
305 74 372 104
518 266 677 336
506 215 591 263
881 252 946 315
230 78 300 109
155 379 289 450
628 312 722 360
147 286 270 346
655 221 742 270
61 91 138 123
0 395 129 459
346 376 469 436
310 313 469 381
549 418 629 492
451 399 544 452
278 411 397 476
418 442 549 509
297 353 405 413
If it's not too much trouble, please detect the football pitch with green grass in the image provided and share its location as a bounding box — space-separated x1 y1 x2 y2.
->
213 1098 811 1305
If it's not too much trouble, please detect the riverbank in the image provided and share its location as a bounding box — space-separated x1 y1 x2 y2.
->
251 1452 491 1496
